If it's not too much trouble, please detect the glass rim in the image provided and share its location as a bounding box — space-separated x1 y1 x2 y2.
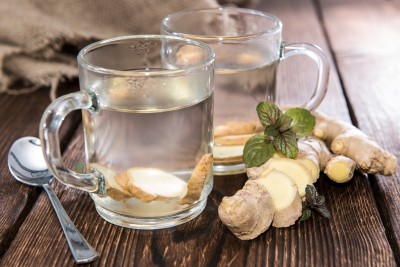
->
77 35 215 76
161 7 283 41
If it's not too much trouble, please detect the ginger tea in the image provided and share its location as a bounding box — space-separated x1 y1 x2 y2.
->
84 93 213 221
211 46 279 174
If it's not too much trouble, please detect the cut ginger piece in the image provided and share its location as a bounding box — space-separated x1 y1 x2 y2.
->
113 168 187 203
179 153 213 205
214 134 254 146
213 145 244 164
259 158 313 197
256 169 302 227
218 180 275 240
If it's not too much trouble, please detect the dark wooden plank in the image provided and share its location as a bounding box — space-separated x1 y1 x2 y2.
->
0 89 53 258
1 0 397 266
318 0 400 263
0 83 80 258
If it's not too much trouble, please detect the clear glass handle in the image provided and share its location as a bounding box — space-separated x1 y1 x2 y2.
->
39 91 105 194
281 42 330 111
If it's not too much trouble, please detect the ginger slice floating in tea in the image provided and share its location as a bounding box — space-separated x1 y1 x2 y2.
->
179 153 213 205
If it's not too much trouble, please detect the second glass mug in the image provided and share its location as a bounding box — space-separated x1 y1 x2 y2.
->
40 35 215 229
162 7 330 175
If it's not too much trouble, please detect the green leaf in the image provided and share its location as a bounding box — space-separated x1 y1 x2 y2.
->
284 108 316 138
316 207 331 220
256 102 282 127
273 130 298 158
299 208 312 222
264 125 279 140
305 184 316 198
276 114 293 132
243 134 275 168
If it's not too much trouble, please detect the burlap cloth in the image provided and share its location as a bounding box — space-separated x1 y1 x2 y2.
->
0 0 220 100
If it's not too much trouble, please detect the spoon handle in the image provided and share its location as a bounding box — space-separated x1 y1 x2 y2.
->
42 184 99 264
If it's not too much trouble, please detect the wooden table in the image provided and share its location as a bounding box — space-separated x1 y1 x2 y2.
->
1 0 399 266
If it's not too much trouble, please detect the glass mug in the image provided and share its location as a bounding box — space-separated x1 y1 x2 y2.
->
40 35 215 229
162 8 330 175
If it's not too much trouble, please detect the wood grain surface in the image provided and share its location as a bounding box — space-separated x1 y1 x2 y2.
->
0 84 80 258
1 0 398 266
318 0 400 263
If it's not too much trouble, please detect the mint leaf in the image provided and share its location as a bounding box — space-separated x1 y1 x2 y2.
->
299 208 312 222
256 102 282 127
276 114 293 132
264 125 279 140
302 184 331 221
273 130 298 158
284 108 316 138
243 134 275 168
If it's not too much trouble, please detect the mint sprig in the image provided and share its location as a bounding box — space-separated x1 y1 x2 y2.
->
243 102 315 168
300 185 331 221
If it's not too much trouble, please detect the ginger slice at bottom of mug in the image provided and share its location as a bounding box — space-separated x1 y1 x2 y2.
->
213 145 244 165
179 153 213 205
111 168 188 203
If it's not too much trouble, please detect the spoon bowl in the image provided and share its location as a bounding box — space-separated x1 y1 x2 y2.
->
8 136 99 264
8 137 53 186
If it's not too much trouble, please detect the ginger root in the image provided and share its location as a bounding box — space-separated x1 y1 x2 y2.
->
256 170 302 227
313 112 397 175
297 137 356 183
218 169 301 239
218 180 275 240
324 156 356 183
247 157 314 197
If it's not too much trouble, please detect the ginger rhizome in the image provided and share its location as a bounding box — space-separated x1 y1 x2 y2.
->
218 180 275 240
297 137 356 183
218 169 302 240
218 103 398 241
313 112 397 175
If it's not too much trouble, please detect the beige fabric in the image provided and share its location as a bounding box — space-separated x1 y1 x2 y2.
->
0 0 219 99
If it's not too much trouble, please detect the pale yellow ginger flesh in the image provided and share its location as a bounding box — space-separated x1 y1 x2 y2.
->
213 145 244 164
179 153 213 205
214 121 263 137
218 180 275 240
213 121 263 164
296 137 356 183
112 168 188 203
256 170 302 228
251 158 314 197
313 111 397 175
324 156 356 183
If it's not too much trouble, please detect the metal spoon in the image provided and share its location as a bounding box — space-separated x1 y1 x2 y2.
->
8 136 99 264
